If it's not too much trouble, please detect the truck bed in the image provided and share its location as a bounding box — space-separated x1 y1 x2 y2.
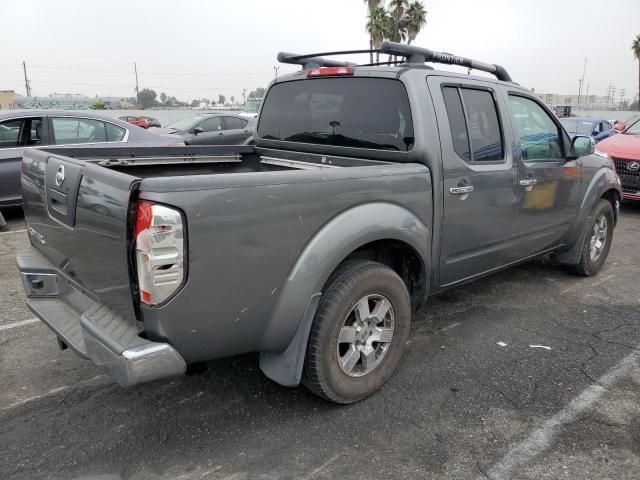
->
21 144 431 367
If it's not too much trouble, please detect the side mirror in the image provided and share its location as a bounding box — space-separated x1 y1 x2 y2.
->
614 124 625 133
193 126 204 134
570 135 595 158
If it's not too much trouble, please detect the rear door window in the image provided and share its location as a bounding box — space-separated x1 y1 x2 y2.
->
105 122 126 142
442 87 471 161
224 117 248 130
442 86 504 162
51 117 108 144
258 77 414 151
200 117 223 132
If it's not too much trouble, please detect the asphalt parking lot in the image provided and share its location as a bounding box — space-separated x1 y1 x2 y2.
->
1 204 639 480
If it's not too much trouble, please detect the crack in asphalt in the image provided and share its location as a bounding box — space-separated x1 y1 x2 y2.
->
475 380 520 410
475 457 492 480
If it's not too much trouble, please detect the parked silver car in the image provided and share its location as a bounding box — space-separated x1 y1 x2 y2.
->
0 111 184 217
150 113 255 145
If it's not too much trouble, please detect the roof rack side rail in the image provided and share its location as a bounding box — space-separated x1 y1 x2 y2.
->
379 41 513 82
277 52 357 69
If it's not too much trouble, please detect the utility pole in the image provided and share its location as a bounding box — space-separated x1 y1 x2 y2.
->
242 88 247 105
134 62 140 106
611 85 616 106
619 89 626 110
576 58 587 115
273 66 280 80
22 61 31 97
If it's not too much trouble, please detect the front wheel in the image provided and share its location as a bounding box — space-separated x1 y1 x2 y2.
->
303 260 411 404
570 199 614 276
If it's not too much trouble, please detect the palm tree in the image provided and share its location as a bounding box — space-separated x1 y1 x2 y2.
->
368 6 389 63
389 0 408 44
405 1 427 45
633 34 640 111
385 0 408 63
364 0 382 63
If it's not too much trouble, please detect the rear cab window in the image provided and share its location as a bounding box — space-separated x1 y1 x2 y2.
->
258 77 414 151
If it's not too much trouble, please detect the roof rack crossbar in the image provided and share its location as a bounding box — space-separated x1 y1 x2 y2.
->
276 42 513 82
378 41 512 82
277 51 359 69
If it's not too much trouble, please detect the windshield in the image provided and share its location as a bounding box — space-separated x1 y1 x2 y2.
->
560 119 594 135
245 99 262 113
258 77 414 151
166 116 205 131
625 118 640 134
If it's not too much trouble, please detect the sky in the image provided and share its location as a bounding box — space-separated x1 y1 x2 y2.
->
1 0 638 103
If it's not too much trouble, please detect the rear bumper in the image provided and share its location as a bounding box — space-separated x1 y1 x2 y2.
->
17 246 186 387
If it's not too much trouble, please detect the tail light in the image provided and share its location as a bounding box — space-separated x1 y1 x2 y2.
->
307 67 354 77
134 201 185 306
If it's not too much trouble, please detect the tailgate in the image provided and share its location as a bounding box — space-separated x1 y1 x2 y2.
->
21 148 140 323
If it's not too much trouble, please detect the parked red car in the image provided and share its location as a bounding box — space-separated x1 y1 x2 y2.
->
596 116 640 200
118 116 149 129
613 114 640 133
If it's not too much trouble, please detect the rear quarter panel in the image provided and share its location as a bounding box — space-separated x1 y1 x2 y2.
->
138 163 432 363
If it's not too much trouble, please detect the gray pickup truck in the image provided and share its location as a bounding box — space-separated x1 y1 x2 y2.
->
17 42 621 403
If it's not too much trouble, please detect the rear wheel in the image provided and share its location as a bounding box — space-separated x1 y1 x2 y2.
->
303 260 411 404
570 199 614 276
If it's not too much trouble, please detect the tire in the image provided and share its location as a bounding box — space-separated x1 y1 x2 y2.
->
303 260 411 404
570 199 614 276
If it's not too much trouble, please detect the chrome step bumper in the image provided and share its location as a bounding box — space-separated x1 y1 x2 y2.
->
17 246 186 387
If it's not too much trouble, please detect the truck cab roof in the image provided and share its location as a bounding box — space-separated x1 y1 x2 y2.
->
273 41 529 96
275 64 527 91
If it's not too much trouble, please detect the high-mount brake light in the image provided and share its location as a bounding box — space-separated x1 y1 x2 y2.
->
134 201 185 306
307 67 354 77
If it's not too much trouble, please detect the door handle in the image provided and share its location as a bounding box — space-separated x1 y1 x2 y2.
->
449 185 474 195
519 178 538 186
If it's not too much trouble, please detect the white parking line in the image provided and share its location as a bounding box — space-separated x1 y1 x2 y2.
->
560 274 615 294
0 318 39 332
485 345 640 479
1 375 108 411
0 228 27 235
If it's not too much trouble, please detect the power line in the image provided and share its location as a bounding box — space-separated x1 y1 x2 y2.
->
24 63 272 77
29 79 244 90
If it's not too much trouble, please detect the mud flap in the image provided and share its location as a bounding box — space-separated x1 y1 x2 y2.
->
553 210 594 266
259 293 321 387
